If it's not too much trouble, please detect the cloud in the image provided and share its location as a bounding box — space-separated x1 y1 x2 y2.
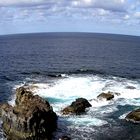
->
0 0 69 8
0 0 140 35
0 0 45 6
124 14 130 20
134 11 140 18
71 0 127 12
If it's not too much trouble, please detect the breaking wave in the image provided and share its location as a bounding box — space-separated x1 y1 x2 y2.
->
9 74 140 139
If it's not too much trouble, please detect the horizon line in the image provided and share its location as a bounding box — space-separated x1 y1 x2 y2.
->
0 31 140 38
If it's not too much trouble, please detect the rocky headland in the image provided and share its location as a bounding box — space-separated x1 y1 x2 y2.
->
0 87 58 140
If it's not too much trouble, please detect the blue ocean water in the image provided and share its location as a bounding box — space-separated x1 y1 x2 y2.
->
0 33 140 140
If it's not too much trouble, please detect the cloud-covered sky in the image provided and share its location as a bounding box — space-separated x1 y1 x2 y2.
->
0 0 140 35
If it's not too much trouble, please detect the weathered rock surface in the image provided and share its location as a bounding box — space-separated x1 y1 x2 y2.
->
97 92 115 101
62 98 91 115
0 87 58 140
125 109 140 123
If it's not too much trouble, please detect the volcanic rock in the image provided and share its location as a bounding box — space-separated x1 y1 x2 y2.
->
0 87 57 140
62 98 91 115
97 92 115 101
125 109 140 123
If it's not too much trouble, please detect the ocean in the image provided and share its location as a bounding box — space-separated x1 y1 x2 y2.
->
0 32 140 140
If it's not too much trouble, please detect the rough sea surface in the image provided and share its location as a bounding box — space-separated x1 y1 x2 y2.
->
0 33 140 140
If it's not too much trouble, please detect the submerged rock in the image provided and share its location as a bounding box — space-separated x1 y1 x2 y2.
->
126 86 136 89
125 109 140 123
97 92 115 101
1 87 58 140
62 98 91 115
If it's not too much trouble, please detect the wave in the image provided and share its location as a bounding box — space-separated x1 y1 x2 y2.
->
20 71 43 75
20 69 140 81
11 74 140 110
9 74 140 139
0 75 15 82
68 69 106 75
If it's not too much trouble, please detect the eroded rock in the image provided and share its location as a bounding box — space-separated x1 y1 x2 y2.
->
1 87 58 140
125 109 140 123
97 92 115 101
62 98 91 115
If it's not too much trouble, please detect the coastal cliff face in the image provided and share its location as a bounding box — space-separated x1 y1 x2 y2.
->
0 87 58 140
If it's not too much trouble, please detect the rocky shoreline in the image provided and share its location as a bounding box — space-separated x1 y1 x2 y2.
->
0 87 57 140
0 85 139 140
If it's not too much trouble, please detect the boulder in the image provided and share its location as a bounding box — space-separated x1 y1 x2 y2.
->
97 92 115 101
62 98 91 115
125 109 140 123
1 87 58 140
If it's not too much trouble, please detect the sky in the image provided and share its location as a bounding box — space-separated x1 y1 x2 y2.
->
0 0 140 36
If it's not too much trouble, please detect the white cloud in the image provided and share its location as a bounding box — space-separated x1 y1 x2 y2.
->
0 0 43 6
72 0 92 6
71 0 127 12
134 11 140 18
124 14 130 20
97 9 110 16
0 0 140 27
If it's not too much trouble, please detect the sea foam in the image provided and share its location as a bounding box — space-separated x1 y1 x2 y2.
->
10 74 140 128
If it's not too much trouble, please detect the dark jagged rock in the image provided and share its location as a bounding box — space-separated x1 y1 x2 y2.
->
125 109 140 123
97 92 115 101
15 86 33 105
1 87 58 140
62 98 91 115
59 136 71 140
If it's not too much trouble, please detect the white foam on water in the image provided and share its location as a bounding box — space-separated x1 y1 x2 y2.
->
116 98 140 106
67 116 107 126
119 112 130 119
32 76 140 107
10 75 140 127
89 99 112 107
8 94 16 106
33 76 107 102
8 83 26 106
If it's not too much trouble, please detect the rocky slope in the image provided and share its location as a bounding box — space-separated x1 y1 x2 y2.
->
0 87 58 140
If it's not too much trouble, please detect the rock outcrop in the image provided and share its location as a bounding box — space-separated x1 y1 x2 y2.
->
62 98 91 115
125 109 140 123
97 92 115 101
0 87 58 140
